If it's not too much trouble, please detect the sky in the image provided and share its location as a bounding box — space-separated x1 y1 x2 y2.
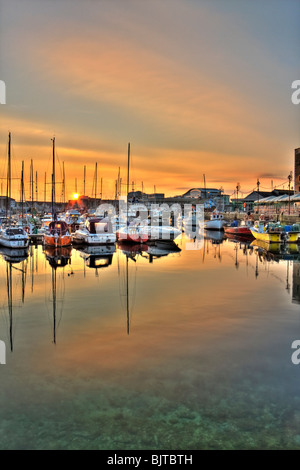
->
0 0 299 202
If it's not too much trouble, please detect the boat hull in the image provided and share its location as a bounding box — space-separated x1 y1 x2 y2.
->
285 231 300 243
205 220 226 230
72 230 116 245
116 232 148 243
0 235 29 248
43 234 72 247
250 228 283 243
224 226 253 237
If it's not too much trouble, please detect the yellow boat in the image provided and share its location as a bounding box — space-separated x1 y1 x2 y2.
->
250 239 282 252
250 226 284 243
285 231 300 243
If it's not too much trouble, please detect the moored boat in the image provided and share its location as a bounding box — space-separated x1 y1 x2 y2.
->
72 217 116 245
43 138 72 248
224 220 253 238
0 132 29 249
281 224 300 243
116 224 149 243
250 222 285 243
43 220 72 247
205 211 227 230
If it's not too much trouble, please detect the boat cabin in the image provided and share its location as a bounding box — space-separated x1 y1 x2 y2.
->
48 221 70 236
86 217 112 234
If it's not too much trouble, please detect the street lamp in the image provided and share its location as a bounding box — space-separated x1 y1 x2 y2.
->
288 172 292 215
236 183 240 212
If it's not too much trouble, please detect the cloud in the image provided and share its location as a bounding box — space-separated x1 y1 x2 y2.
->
0 0 299 198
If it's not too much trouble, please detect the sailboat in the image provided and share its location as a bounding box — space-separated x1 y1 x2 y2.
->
116 143 181 243
0 132 29 249
72 216 116 245
43 137 72 247
116 143 148 243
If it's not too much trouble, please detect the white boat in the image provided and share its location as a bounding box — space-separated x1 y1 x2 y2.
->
0 132 29 249
144 224 182 241
0 226 30 249
204 211 227 230
72 217 116 245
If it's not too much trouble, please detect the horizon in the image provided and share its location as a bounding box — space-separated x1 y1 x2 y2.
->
0 0 299 202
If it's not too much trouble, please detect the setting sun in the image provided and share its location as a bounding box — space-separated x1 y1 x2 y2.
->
73 193 79 200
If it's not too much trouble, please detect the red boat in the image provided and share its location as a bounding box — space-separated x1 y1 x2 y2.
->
43 220 72 247
224 222 254 238
116 225 148 243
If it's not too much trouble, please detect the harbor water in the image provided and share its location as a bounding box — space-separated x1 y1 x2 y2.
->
0 232 300 450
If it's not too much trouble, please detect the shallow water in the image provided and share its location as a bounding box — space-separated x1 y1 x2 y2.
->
0 233 300 450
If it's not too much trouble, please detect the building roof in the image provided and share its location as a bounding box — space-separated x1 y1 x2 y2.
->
243 191 272 202
182 188 221 198
243 189 294 202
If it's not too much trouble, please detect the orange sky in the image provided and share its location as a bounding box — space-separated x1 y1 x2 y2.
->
0 0 299 201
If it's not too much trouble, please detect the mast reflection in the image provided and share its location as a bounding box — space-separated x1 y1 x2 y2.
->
44 246 72 344
0 247 28 352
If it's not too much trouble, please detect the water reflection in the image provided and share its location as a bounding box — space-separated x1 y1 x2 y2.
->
205 229 226 244
144 241 181 263
1 235 300 449
116 242 146 335
75 244 116 275
0 247 28 352
44 246 72 344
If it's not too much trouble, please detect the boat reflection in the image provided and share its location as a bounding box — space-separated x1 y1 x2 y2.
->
250 239 300 261
142 240 181 263
117 242 144 334
0 246 29 264
75 244 116 273
44 246 72 268
225 232 254 244
117 241 148 261
205 230 226 244
0 247 28 352
44 246 72 344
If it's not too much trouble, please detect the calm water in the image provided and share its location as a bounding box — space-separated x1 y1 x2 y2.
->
0 231 300 450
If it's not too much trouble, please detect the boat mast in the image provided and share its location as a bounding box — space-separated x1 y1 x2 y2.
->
83 165 86 195
127 143 130 222
126 254 129 335
95 162 97 206
21 160 24 222
6 132 11 221
62 162 65 204
30 159 34 213
36 170 38 205
51 137 55 218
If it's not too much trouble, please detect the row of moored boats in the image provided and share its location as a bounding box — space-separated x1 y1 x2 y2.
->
203 211 300 243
